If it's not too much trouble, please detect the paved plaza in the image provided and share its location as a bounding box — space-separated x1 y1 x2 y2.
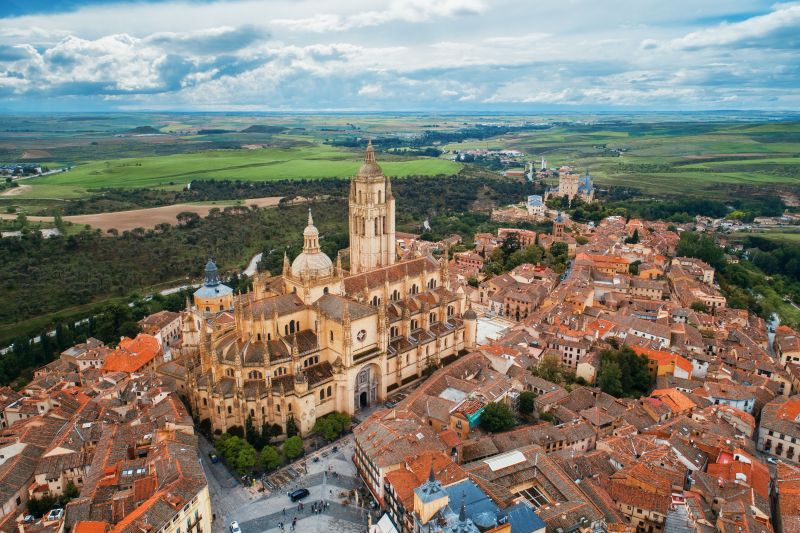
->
200 434 373 533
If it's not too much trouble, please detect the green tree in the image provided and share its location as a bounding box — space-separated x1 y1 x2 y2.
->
534 354 563 384
313 412 352 441
479 402 516 433
260 445 283 471
284 435 304 459
597 361 623 397
285 416 299 438
690 301 709 313
596 347 652 398
518 391 536 415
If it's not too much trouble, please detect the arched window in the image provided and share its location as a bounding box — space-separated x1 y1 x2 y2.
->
320 390 325 401
257 333 261 341
289 320 296 334
410 284 419 295
429 312 436 324
428 279 436 289
219 304 224 311
202 398 207 406
205 306 210 312
447 305 454 317
330 330 334 342
276 404 281 413
250 409 255 417
392 289 400 301
285 325 289 336
411 319 419 330
372 296 379 306
327 385 332 396
323 287 329 294
390 326 398 338
227 406 232 414
226 368 234 377
288 404 292 412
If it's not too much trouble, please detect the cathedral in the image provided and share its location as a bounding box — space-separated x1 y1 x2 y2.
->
185 142 478 436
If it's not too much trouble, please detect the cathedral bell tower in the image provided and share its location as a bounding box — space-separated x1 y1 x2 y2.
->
348 141 396 274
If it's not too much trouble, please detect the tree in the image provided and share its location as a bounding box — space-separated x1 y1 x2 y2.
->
534 353 563 384
285 416 299 438
313 412 352 441
479 402 516 433
629 260 641 276
625 228 640 244
690 301 709 313
597 361 623 397
284 436 304 459
260 445 283 471
596 347 652 398
518 391 536 415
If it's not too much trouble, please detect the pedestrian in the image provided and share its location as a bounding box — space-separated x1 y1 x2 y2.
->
282 508 286 516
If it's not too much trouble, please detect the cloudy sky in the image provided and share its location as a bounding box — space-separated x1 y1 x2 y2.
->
0 0 798 111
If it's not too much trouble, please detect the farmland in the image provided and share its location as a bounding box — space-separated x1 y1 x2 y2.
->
16 145 460 199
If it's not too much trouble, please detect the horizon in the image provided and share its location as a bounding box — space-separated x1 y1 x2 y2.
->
0 0 799 112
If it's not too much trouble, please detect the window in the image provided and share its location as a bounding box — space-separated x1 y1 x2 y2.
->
320 390 325 401
330 331 334 342
227 406 232 414
327 386 332 396
288 404 292 412
202 398 207 406
323 287 329 294
276 404 281 413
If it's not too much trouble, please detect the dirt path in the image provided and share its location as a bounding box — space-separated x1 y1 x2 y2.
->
1 184 32 196
0 196 282 232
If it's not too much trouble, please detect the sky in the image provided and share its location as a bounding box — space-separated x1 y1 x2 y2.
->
0 0 798 112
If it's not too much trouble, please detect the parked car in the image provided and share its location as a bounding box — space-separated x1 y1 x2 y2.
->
288 488 310 502
208 452 219 463
230 521 241 533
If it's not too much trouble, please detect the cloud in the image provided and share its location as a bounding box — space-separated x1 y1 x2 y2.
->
272 0 486 33
0 0 798 110
667 2 800 50
146 25 269 55
357 83 383 96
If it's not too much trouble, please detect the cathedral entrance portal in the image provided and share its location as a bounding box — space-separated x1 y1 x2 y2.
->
354 365 379 412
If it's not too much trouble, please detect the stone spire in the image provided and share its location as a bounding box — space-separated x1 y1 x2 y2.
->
282 251 290 276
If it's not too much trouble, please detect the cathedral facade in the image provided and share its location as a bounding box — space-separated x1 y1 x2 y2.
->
185 143 478 436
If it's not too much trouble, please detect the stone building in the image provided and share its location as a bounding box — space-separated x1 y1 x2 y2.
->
185 144 477 436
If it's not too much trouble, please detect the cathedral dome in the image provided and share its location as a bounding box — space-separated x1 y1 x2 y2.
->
291 209 333 278
291 251 333 278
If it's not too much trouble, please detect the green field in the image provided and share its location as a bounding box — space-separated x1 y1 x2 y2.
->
451 121 800 198
3 113 799 202
18 145 460 198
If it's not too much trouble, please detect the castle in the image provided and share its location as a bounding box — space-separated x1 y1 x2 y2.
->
544 166 594 204
184 142 477 436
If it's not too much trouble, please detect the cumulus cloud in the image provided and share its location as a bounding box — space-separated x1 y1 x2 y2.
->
0 0 798 110
666 2 800 50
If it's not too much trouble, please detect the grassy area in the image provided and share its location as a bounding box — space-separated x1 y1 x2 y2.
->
19 146 460 197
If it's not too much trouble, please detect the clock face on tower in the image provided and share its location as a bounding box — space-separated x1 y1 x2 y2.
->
357 329 367 342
